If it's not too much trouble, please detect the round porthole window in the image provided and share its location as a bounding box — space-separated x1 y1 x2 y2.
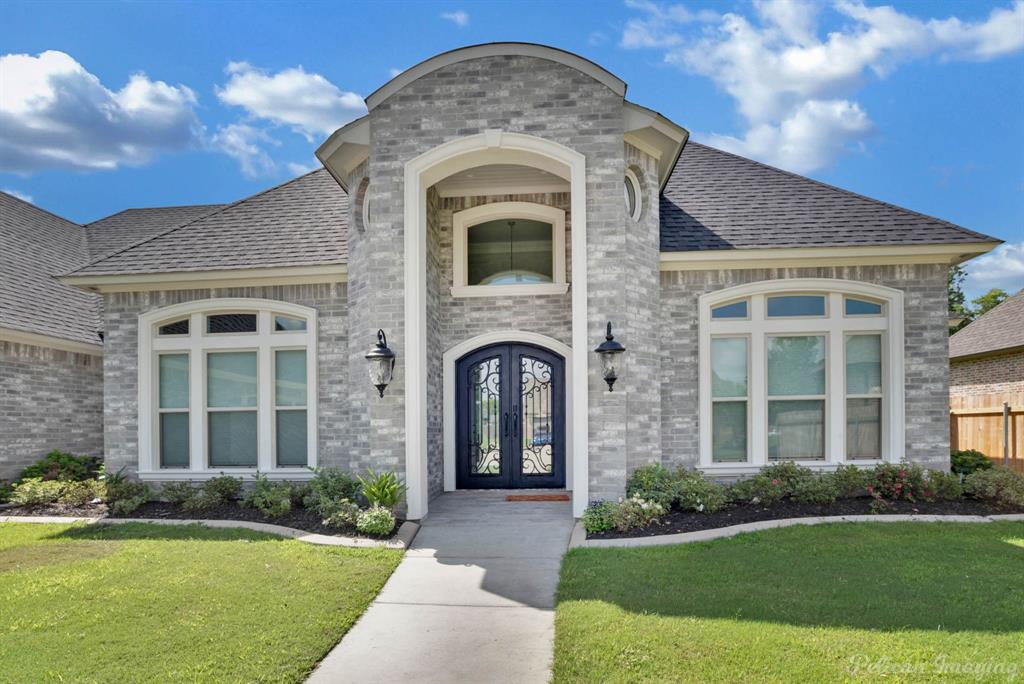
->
624 169 642 222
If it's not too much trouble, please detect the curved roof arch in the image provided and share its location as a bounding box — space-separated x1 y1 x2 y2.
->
365 42 627 110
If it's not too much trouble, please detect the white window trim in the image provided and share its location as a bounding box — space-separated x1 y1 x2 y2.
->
698 279 904 475
625 168 642 222
138 298 318 481
450 201 568 298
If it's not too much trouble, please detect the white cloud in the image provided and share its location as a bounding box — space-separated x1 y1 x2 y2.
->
707 99 872 173
588 31 609 46
286 160 321 175
212 123 278 179
2 187 33 203
963 242 1024 297
441 10 469 27
0 50 202 173
216 62 366 141
625 0 1024 172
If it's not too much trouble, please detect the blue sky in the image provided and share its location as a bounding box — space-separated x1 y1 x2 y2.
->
1 0 1022 298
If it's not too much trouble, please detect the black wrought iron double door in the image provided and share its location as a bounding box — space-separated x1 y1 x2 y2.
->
456 343 565 489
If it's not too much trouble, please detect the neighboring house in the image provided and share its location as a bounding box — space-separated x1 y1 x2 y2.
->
2 44 1002 517
950 290 1024 397
0 192 224 479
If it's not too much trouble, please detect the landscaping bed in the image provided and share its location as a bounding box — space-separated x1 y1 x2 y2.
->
588 496 1023 539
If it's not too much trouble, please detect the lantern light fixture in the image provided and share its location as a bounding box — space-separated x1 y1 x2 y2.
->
365 329 396 398
594 321 625 391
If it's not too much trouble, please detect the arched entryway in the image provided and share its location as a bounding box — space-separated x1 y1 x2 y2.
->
455 342 566 489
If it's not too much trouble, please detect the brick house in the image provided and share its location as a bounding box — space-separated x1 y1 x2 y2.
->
1 44 1003 517
950 290 1024 398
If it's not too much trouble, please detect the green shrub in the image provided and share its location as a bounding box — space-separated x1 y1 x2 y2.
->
625 464 676 508
161 481 197 505
830 464 867 498
746 462 815 504
582 501 618 534
356 505 396 536
867 462 931 505
19 450 100 482
242 473 292 518
951 449 994 477
792 475 838 505
203 475 243 504
357 469 407 509
322 499 361 529
290 482 312 507
10 478 66 505
927 470 964 501
57 479 105 506
181 491 220 514
727 478 758 503
612 495 665 532
106 479 152 516
964 468 1024 509
0 481 12 503
303 467 360 516
674 469 727 513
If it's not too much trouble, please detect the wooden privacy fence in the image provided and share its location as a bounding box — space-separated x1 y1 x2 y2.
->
950 392 1023 473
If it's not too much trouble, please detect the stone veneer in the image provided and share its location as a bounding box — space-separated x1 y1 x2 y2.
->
100 284 349 476
659 263 952 471
0 341 103 480
950 350 1024 398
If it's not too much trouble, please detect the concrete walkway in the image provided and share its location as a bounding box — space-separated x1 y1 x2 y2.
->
307 491 574 684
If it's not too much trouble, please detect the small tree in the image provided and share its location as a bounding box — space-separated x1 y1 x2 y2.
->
971 288 1008 318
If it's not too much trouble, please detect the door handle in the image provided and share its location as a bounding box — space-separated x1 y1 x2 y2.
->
503 412 509 437
512 408 519 436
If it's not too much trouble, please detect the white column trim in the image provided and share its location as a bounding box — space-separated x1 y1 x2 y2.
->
404 131 589 519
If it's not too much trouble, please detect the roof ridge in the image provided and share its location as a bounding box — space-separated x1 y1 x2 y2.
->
84 203 226 227
683 142 1001 244
1 190 84 229
66 169 325 276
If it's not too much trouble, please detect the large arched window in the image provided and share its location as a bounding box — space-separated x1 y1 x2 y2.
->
451 201 568 298
137 299 317 478
698 280 904 472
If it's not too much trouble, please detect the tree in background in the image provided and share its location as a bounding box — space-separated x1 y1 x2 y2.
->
948 265 1008 334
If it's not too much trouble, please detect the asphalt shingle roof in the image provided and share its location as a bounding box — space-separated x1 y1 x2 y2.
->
949 290 1024 359
85 204 224 259
0 192 101 346
69 169 348 276
660 142 999 252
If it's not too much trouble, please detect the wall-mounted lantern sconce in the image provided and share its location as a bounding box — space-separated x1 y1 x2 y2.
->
594 321 625 392
365 329 396 398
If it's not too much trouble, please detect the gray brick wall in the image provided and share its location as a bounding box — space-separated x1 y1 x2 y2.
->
950 350 1024 397
101 284 349 476
659 263 952 471
0 341 103 480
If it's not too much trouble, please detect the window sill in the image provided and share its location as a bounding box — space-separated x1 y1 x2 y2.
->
451 283 570 298
698 460 891 477
139 469 315 481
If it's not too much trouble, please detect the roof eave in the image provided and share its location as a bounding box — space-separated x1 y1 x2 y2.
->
623 101 689 191
316 116 370 191
659 242 1002 270
58 264 348 294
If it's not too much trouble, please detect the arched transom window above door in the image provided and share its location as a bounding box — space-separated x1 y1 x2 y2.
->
451 202 568 298
698 280 906 473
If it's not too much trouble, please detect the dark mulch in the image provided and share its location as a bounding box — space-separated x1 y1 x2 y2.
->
589 497 1024 540
2 501 402 541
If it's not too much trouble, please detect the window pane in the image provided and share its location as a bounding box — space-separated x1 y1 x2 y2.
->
274 315 307 332
159 354 189 409
207 352 257 408
766 295 825 317
846 335 882 395
712 401 747 462
207 313 257 334
711 338 747 398
275 350 307 407
847 398 882 459
767 336 826 396
158 319 189 336
208 411 257 466
276 410 308 466
624 177 636 216
711 300 747 319
768 400 825 460
845 298 882 316
159 413 189 468
467 218 553 285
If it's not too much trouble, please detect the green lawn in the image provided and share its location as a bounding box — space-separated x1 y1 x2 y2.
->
0 522 402 683
556 522 1024 683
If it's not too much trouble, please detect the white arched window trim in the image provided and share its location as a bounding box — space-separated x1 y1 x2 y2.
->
698 279 905 474
137 298 318 480
451 201 568 298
